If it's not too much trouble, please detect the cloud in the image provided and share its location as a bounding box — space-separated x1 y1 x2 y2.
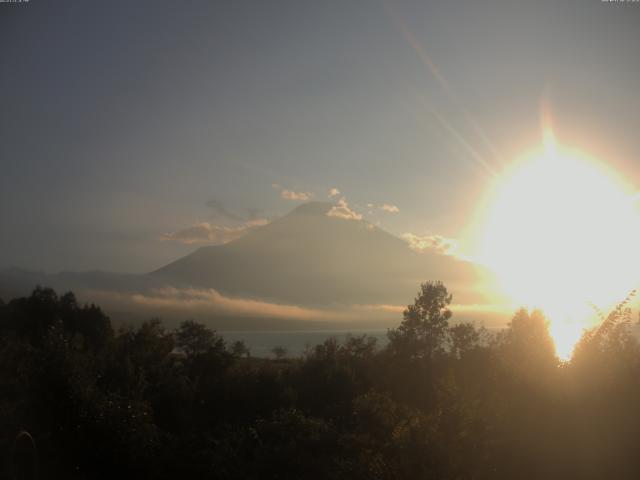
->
357 303 405 314
362 202 399 214
327 198 363 221
130 287 336 320
449 303 514 314
402 233 458 255
351 302 512 324
380 203 400 213
87 287 348 321
272 183 313 201
77 285 513 328
281 189 313 201
328 187 340 198
161 219 268 245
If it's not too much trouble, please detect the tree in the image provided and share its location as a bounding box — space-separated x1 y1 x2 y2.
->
448 322 481 359
272 345 287 360
571 290 639 378
387 281 452 360
495 308 558 380
175 320 225 356
230 340 251 358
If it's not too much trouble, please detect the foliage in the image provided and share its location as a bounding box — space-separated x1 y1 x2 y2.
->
387 281 452 360
1 285 639 478
271 345 287 360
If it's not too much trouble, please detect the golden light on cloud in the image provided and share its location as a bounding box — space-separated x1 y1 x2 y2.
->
471 129 640 359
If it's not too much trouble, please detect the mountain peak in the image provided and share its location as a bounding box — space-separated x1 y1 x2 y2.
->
149 197 483 307
288 201 333 216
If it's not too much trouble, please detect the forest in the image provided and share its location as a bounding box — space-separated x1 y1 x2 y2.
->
1 281 639 479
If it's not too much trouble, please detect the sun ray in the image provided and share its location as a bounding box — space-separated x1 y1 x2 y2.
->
382 0 504 171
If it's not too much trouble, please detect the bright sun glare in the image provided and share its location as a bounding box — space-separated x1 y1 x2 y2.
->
476 129 640 360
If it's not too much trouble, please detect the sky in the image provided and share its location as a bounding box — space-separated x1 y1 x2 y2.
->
1 0 639 273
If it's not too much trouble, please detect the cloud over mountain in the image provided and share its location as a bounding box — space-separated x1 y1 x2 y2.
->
272 183 313 201
402 233 458 255
380 203 400 213
281 189 313 201
326 198 362 220
161 219 268 245
152 202 490 309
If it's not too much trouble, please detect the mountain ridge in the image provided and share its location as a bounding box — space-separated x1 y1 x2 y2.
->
150 201 484 306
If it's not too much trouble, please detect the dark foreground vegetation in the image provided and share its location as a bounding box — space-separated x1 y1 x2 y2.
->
1 282 639 479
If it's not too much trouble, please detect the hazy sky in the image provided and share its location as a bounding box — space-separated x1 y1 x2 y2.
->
1 0 639 273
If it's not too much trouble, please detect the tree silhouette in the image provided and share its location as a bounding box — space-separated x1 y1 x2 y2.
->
231 339 251 358
175 320 225 356
1 284 640 479
387 281 452 359
272 345 287 359
448 322 481 359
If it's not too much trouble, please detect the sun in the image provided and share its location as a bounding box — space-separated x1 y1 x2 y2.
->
473 130 640 359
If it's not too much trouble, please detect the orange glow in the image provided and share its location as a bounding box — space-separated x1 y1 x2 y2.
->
471 129 640 359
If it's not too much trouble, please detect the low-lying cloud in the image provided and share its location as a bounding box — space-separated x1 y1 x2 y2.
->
81 287 513 327
131 287 337 320
357 302 513 316
86 287 351 322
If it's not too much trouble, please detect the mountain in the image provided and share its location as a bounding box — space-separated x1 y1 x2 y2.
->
150 202 486 307
0 202 496 327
